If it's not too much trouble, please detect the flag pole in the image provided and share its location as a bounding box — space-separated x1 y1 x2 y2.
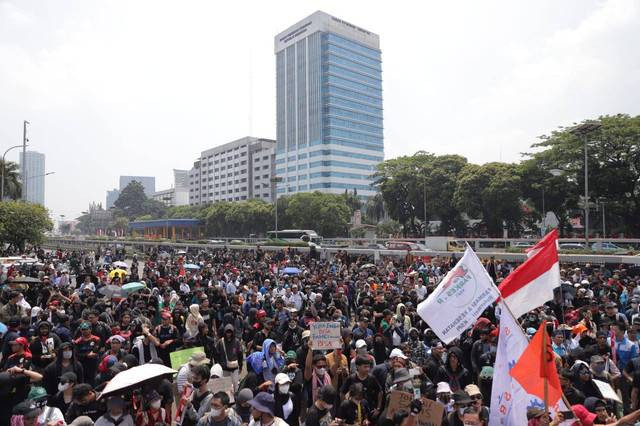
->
541 320 549 415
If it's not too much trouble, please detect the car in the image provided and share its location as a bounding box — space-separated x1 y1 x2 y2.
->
591 242 626 252
512 241 535 248
558 243 586 250
366 243 387 250
207 239 225 244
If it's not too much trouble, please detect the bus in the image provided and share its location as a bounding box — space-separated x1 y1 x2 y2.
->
266 229 323 247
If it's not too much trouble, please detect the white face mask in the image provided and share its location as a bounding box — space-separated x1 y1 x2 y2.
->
58 383 71 392
316 367 326 376
279 384 290 394
211 408 223 417
63 351 73 359
151 400 161 410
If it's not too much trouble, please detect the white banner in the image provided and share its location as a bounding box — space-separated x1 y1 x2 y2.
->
489 301 567 425
417 246 499 344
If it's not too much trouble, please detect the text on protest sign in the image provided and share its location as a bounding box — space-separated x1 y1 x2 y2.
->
208 377 235 403
170 346 205 370
386 391 443 426
311 322 342 350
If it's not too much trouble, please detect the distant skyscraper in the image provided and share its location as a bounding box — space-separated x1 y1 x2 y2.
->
274 11 383 198
19 151 46 205
106 188 120 209
119 176 156 196
173 169 189 190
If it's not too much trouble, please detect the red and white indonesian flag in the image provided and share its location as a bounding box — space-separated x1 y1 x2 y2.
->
418 246 500 344
498 229 561 319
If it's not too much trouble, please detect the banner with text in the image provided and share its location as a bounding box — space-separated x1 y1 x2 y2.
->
310 322 342 350
417 246 499 344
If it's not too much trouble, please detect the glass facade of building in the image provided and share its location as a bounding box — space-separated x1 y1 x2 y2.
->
275 12 383 197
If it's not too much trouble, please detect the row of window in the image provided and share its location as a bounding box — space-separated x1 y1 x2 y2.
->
325 53 381 78
326 84 382 107
326 96 383 116
325 44 381 69
308 160 376 171
326 117 383 135
326 75 382 97
308 148 383 162
311 137 384 152
326 128 383 144
309 171 371 180
325 106 383 125
325 33 381 60
325 64 381 86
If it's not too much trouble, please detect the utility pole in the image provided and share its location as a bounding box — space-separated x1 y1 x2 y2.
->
22 120 29 201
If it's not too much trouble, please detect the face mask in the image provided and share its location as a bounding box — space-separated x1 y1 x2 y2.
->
316 367 326 376
593 364 605 373
63 351 73 359
357 347 367 354
279 384 290 394
289 324 296 329
211 408 223 417
458 407 465 416
110 413 122 421
58 383 71 392
441 352 448 363
151 400 161 409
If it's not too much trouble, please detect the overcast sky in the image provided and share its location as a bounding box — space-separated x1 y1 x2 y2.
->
1 0 639 220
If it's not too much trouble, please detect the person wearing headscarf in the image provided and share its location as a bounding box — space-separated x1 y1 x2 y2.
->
184 304 203 341
247 338 284 385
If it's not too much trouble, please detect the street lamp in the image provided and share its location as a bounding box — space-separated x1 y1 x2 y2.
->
270 176 283 239
27 171 55 180
569 121 602 246
1 144 27 201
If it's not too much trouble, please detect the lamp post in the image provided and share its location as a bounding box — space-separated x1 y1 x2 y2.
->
270 176 283 239
2 144 27 201
569 121 601 246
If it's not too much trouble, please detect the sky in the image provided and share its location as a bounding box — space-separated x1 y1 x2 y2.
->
1 0 639 220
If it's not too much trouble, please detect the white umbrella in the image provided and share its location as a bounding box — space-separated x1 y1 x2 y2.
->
113 261 128 268
100 364 177 398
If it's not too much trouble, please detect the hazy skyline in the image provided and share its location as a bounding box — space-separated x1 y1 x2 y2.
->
1 0 638 219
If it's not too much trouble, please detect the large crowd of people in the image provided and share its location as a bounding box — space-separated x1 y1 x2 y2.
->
1 244 640 426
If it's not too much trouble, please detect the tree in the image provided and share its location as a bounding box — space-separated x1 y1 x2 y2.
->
285 192 351 237
0 160 22 200
365 193 386 223
376 220 401 238
114 181 148 219
527 114 640 236
0 201 53 250
453 162 523 237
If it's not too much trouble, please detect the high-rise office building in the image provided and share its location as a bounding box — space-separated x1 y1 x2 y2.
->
151 169 190 207
119 176 156 196
188 137 276 205
19 151 46 205
274 11 384 198
106 189 120 209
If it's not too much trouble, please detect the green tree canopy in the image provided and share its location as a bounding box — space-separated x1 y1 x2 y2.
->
114 181 148 219
0 201 53 250
0 160 22 201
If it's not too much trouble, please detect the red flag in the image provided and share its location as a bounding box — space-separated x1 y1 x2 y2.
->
509 321 562 405
498 229 560 318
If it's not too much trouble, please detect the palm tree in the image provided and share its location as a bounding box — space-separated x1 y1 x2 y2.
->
0 160 22 200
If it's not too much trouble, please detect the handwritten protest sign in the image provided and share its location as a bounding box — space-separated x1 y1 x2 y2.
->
208 377 235 403
594 379 622 403
386 391 443 426
170 346 205 370
310 322 342 350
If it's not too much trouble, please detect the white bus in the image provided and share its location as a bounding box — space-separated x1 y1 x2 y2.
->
266 229 322 247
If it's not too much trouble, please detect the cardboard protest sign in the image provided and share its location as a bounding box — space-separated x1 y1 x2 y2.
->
208 377 235 403
170 346 205 370
593 379 622 403
386 391 443 426
310 322 342 350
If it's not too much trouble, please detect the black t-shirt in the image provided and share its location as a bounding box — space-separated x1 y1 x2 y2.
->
338 399 370 425
340 374 381 410
0 374 29 426
306 405 331 426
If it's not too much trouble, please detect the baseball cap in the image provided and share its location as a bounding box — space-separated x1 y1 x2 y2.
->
275 373 291 385
464 384 482 397
389 348 408 360
285 350 297 360
436 382 451 394
355 339 367 349
302 330 311 339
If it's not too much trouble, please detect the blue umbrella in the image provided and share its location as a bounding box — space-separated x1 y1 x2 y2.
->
282 267 302 275
0 322 7 335
184 263 201 270
122 282 146 295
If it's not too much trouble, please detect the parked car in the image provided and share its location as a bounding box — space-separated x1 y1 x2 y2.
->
558 243 587 250
366 243 387 250
512 241 535 248
385 241 423 251
591 242 625 252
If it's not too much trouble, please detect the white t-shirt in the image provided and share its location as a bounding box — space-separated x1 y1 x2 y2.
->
38 406 66 425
